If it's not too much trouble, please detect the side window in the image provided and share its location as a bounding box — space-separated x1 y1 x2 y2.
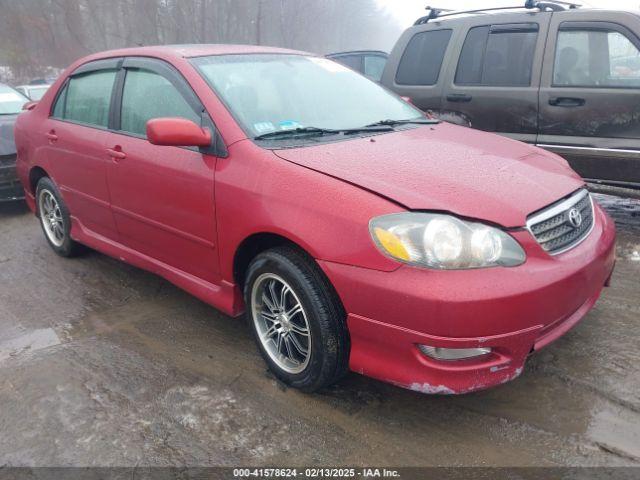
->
51 84 67 118
61 70 116 127
332 55 362 72
396 29 452 86
364 55 387 82
553 27 640 88
120 68 200 136
455 24 539 86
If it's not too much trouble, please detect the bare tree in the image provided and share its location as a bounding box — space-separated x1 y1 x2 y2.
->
0 0 401 83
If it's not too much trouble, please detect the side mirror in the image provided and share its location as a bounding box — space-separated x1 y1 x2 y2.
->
146 117 212 147
22 101 38 111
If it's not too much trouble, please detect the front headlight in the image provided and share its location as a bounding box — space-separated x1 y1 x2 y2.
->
370 213 526 270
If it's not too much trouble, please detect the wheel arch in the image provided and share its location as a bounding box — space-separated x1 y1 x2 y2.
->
233 232 311 289
28 166 50 196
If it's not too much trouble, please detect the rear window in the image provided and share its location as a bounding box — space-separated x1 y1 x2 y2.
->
396 29 452 86
455 24 539 86
53 70 116 127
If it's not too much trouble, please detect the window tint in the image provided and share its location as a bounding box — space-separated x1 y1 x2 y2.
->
364 55 387 81
455 24 538 86
554 27 640 88
396 29 452 85
332 55 362 72
120 69 200 136
63 70 116 127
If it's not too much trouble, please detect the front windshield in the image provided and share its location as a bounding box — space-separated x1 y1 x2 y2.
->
191 54 422 139
0 85 28 115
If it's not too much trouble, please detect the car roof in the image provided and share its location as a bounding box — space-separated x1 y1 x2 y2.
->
81 44 312 62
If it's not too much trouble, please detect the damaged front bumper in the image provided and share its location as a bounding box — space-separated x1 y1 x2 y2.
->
319 203 617 394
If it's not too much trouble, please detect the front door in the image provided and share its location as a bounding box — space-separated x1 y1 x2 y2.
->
440 12 551 144
538 11 640 187
105 57 219 283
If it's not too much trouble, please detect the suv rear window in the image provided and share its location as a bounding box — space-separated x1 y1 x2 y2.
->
396 29 452 86
455 24 538 86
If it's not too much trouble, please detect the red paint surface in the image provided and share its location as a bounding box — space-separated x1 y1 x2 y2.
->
14 45 616 394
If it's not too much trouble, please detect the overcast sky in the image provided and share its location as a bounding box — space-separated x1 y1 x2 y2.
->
377 0 640 27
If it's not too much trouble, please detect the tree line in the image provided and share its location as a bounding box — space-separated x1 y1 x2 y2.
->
0 0 402 83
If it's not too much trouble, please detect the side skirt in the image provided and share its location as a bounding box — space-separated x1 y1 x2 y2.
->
69 216 244 317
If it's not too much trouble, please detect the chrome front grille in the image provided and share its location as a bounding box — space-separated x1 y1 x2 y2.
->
527 189 594 255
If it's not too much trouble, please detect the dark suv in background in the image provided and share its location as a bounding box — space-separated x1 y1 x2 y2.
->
382 1 640 189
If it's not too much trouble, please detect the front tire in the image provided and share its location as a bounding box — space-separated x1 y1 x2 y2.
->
36 177 80 257
244 247 349 392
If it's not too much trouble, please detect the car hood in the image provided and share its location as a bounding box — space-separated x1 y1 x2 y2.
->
0 113 18 156
273 123 584 228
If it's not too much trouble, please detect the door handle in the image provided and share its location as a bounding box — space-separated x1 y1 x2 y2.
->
45 131 58 142
106 147 126 161
446 94 473 103
549 97 585 107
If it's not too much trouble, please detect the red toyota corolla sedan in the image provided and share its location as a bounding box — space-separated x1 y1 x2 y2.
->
14 45 616 394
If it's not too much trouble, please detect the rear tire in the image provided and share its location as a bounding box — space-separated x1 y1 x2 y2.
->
244 246 349 392
36 177 81 257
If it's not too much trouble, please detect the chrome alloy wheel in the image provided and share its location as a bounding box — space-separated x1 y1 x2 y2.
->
251 273 311 374
38 190 64 247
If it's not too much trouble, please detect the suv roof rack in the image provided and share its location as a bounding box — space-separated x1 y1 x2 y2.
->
414 1 581 25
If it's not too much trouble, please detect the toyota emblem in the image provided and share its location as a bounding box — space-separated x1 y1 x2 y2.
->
568 208 583 228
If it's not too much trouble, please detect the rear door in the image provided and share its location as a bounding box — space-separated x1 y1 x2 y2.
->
440 12 551 143
43 59 120 240
105 57 220 283
381 26 455 113
538 11 640 187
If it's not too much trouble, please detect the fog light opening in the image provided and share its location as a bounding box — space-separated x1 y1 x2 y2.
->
418 345 492 361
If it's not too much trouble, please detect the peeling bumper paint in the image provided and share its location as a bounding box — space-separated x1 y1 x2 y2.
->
348 313 541 395
408 383 455 395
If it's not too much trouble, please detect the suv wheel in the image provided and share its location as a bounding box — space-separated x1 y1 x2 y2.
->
36 177 80 257
244 247 349 392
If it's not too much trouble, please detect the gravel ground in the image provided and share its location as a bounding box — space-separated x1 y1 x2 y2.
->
0 193 638 468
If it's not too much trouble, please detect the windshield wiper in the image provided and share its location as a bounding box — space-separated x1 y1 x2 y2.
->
364 117 441 127
254 125 393 140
